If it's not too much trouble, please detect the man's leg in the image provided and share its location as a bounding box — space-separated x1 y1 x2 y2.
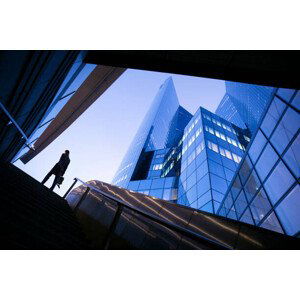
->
49 175 60 191
41 169 54 185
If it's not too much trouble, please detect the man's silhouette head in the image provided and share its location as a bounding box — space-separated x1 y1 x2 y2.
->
65 150 70 156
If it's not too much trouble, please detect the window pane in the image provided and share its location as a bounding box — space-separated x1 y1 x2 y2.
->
186 185 197 204
151 178 165 189
231 176 242 199
256 143 278 182
239 156 252 184
248 130 267 164
224 167 235 182
275 185 300 235
291 91 300 110
240 208 254 225
162 188 171 200
283 132 300 178
271 107 300 154
208 159 225 178
150 189 163 199
249 188 272 224
210 174 228 194
200 200 214 213
277 88 295 102
244 169 261 202
186 172 197 190
261 97 286 137
128 180 140 190
197 190 212 208
196 174 210 196
260 212 284 234
138 179 151 190
234 190 248 218
264 161 295 205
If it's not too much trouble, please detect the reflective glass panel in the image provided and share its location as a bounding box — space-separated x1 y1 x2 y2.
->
197 190 212 208
283 133 300 178
249 188 272 224
256 143 278 182
261 97 286 137
264 161 295 205
208 159 225 178
291 91 300 110
275 185 300 236
271 107 300 154
277 88 295 102
210 174 228 194
239 156 252 184
234 190 248 217
260 212 284 234
231 176 242 200
196 174 210 196
249 131 267 163
244 169 261 202
151 178 165 189
240 208 254 225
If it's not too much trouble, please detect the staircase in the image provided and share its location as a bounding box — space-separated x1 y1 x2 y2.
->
0 162 90 249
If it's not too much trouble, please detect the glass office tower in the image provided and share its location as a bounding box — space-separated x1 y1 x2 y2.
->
216 81 275 135
112 77 193 200
176 107 250 213
215 93 246 129
113 78 299 237
218 88 300 237
112 77 250 210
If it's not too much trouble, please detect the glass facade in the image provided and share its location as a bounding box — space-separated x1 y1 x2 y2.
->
113 77 299 238
112 77 193 200
215 93 246 129
216 81 275 135
177 107 249 213
218 88 300 237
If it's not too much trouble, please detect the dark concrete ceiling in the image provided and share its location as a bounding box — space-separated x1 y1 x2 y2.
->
84 50 300 89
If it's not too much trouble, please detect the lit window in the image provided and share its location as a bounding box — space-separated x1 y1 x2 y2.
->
231 139 237 147
211 142 219 153
227 126 232 132
244 135 251 142
222 124 227 130
220 133 226 141
196 141 205 156
205 126 209 132
209 127 214 135
215 131 220 138
225 149 232 160
226 136 232 144
212 119 216 124
219 147 226 157
238 143 245 151
232 153 241 163
217 121 221 126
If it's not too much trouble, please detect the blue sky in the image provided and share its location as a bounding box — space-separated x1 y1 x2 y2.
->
15 68 225 196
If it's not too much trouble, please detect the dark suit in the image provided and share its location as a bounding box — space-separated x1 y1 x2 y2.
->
42 153 70 191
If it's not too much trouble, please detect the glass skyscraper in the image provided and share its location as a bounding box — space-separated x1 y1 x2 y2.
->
112 77 193 200
113 79 299 238
216 81 275 135
218 88 300 237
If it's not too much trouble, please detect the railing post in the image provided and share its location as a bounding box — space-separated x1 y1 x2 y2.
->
103 203 123 250
63 178 78 199
73 186 90 211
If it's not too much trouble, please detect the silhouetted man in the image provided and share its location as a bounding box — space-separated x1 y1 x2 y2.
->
41 150 70 191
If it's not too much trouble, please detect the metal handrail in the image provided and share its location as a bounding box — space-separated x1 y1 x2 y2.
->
64 177 229 250
0 100 35 151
